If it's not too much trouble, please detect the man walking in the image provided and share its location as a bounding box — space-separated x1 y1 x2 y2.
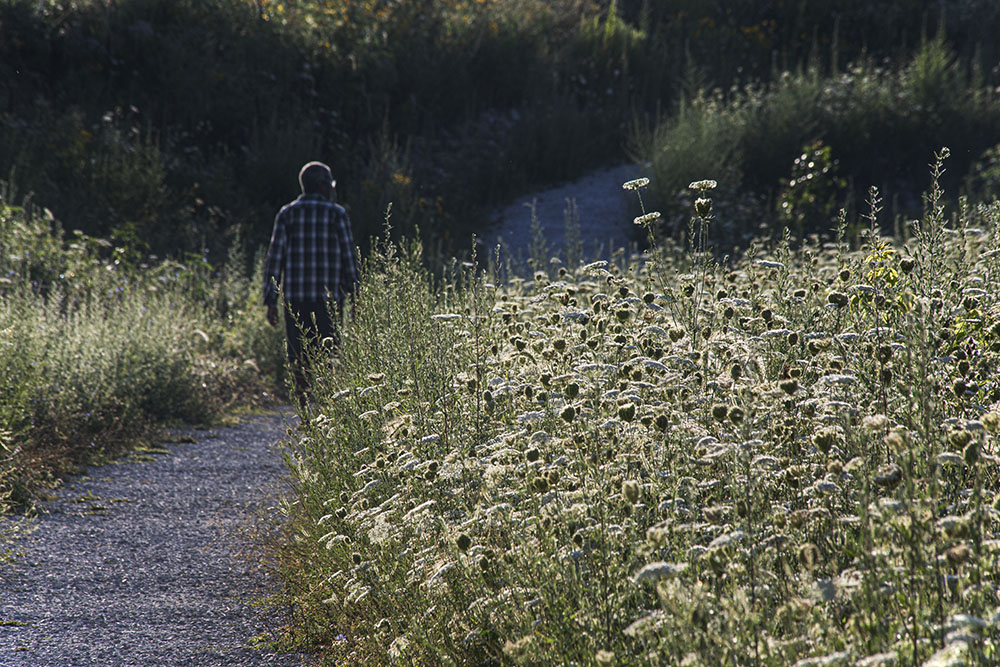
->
263 161 358 408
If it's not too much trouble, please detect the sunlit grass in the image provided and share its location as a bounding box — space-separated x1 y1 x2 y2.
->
0 201 284 511
272 157 1000 665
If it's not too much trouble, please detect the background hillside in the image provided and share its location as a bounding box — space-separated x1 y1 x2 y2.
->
3 0 1000 262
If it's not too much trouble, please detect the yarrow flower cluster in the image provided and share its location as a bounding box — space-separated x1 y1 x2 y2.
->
688 179 717 191
633 211 661 226
622 177 650 191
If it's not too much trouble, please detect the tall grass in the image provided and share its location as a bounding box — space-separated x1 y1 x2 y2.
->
634 38 1000 241
269 158 1000 664
0 199 283 512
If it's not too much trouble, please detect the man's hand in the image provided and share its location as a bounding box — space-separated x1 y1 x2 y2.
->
266 304 279 328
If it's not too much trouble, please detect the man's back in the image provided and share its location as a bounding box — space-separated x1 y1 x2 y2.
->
263 193 357 307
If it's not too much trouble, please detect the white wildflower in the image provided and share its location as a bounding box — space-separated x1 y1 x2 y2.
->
793 651 852 667
937 452 964 466
623 610 664 637
947 613 989 630
631 561 688 584
755 260 786 270
426 561 457 586
622 177 650 190
921 643 968 667
709 530 746 549
814 480 841 495
820 374 858 386
854 653 899 667
516 411 546 424
633 211 662 226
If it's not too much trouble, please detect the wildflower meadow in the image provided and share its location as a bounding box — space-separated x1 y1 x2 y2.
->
269 155 1000 665
5 1 1000 664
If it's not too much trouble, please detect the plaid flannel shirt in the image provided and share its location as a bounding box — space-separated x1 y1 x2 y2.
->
263 194 358 307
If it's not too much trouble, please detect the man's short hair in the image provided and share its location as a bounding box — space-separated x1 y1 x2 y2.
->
299 161 335 194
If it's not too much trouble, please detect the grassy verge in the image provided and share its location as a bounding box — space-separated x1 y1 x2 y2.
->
0 198 284 513
269 159 1000 664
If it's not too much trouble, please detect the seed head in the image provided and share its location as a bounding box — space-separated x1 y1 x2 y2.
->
964 440 980 466
695 197 713 218
884 430 906 452
456 533 472 552
949 429 972 449
813 427 840 454
827 291 849 308
862 414 889 432
874 463 902 489
596 649 615 666
983 412 1000 433
688 179 718 191
622 480 640 504
945 543 972 565
798 542 821 570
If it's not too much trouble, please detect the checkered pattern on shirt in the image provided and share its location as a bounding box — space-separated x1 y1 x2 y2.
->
262 194 358 307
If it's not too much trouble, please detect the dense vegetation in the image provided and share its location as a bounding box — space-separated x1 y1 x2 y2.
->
3 0 1000 258
271 160 1000 665
0 198 282 512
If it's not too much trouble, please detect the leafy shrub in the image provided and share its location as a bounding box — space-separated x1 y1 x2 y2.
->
777 141 847 234
636 38 1000 238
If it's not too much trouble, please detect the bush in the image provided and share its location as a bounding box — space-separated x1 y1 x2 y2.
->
635 38 1000 238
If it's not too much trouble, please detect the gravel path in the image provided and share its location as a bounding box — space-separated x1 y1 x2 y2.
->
480 162 648 268
0 410 308 667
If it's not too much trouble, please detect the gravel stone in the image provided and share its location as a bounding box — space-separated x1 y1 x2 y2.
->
0 409 309 666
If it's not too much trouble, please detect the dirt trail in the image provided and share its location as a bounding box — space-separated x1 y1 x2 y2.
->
480 162 648 269
0 411 306 667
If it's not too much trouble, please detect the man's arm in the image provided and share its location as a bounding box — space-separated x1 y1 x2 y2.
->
263 211 287 327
